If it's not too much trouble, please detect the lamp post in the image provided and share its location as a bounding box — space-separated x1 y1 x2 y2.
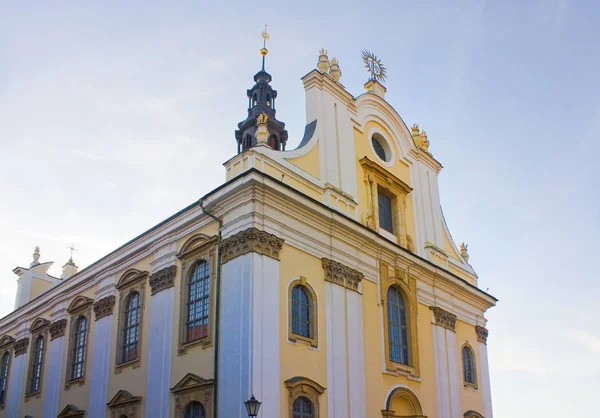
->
244 394 261 417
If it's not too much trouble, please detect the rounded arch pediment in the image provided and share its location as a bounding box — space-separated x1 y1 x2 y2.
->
116 268 149 290
384 386 424 416
67 295 94 314
29 317 50 332
177 233 216 259
0 335 15 349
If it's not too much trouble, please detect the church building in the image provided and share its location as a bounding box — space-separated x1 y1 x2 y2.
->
0 33 496 418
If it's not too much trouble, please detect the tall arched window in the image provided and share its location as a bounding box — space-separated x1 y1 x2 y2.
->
0 352 10 405
387 286 409 365
183 401 205 418
122 292 141 363
186 261 211 342
293 396 315 418
462 345 477 385
291 285 312 338
71 316 87 380
29 335 44 393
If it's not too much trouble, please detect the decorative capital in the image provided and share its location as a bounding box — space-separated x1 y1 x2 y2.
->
220 228 284 265
321 258 364 292
149 265 177 295
430 306 457 332
93 295 116 321
475 326 488 344
49 319 68 341
13 338 29 357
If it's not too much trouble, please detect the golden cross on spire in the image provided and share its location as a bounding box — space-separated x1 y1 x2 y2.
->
67 244 77 260
260 24 269 70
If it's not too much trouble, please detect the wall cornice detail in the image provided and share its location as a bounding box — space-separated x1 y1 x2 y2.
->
430 306 457 332
49 319 68 341
13 337 29 356
149 265 177 295
476 326 488 344
93 296 116 321
220 227 284 264
321 258 364 292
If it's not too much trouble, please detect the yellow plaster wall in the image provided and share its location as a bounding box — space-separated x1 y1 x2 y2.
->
285 142 320 179
278 245 328 418
442 228 461 261
455 320 485 415
29 277 52 301
262 163 322 201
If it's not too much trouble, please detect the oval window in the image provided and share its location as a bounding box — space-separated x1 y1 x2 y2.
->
372 136 387 161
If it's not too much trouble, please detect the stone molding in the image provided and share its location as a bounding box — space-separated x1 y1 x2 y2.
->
475 326 488 344
57 404 85 418
430 306 457 332
220 227 284 264
49 319 68 341
171 373 214 418
321 258 364 292
284 376 325 418
149 265 177 295
93 296 116 321
13 337 29 357
0 336 15 349
107 390 142 418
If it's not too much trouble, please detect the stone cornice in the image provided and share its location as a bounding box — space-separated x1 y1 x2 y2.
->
220 227 284 265
430 306 457 332
321 258 364 292
13 337 29 356
49 319 68 340
476 326 488 344
149 265 177 295
93 296 116 321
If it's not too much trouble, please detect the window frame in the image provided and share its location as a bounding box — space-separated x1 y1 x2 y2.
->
293 396 315 418
386 286 409 365
171 372 214 418
185 261 211 343
65 296 93 389
377 189 395 234
461 343 478 389
285 376 325 418
25 318 50 400
287 277 318 348
177 234 218 355
115 269 148 373
0 347 12 409
183 401 206 418
69 316 88 381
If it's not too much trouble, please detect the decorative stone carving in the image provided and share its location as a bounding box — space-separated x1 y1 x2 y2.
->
476 326 488 344
430 306 457 332
57 404 85 418
0 335 15 349
49 319 68 341
13 338 29 357
29 317 50 333
171 373 214 418
93 295 116 321
220 228 284 265
107 390 142 418
460 242 470 263
149 265 177 295
285 376 325 418
321 258 364 292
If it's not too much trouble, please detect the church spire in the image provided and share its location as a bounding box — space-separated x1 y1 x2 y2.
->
235 25 288 153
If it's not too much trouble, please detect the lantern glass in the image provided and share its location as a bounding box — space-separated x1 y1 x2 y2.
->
244 395 261 417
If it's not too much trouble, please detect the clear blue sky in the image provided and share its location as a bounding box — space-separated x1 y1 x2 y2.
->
1 1 598 416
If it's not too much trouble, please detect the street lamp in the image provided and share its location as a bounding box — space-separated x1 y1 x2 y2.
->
244 394 261 417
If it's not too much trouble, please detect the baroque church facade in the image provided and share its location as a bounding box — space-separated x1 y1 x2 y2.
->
0 44 496 418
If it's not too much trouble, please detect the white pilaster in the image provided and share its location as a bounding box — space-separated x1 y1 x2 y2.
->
446 330 461 418
219 252 280 418
346 290 366 418
325 283 348 418
478 342 493 418
87 315 113 418
6 352 25 418
145 286 174 418
432 325 450 418
43 336 64 418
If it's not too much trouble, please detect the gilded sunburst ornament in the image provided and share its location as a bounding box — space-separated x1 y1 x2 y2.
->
361 50 387 83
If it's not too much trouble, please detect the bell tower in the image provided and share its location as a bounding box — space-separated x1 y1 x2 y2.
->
235 25 288 153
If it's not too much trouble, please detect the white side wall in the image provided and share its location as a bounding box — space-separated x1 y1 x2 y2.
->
6 353 25 418
325 283 347 418
144 287 174 418
432 324 461 418
346 290 366 418
87 316 112 418
478 342 493 418
42 336 64 418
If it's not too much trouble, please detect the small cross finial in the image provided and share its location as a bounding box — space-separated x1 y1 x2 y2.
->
67 244 77 260
260 24 270 71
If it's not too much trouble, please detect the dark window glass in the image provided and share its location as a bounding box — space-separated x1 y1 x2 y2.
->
183 401 205 418
122 292 141 363
293 396 315 418
372 137 387 161
463 346 475 383
30 335 44 393
291 285 312 338
387 286 409 365
0 352 9 404
71 316 87 380
187 261 211 342
378 192 394 233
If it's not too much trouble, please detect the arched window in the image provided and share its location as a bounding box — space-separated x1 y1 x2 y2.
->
29 335 44 393
266 93 271 107
122 292 141 363
183 401 205 418
186 261 211 342
0 351 10 405
293 396 315 418
462 345 477 385
252 93 257 107
387 286 409 365
269 134 278 150
71 316 87 380
291 285 312 338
